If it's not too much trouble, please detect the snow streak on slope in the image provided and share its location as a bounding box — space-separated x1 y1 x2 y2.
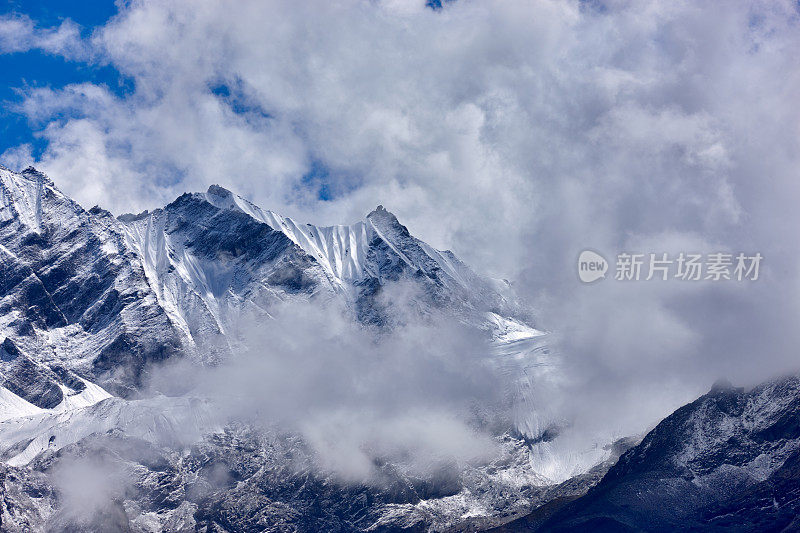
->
203 185 378 288
262 212 373 285
201 185 482 294
0 166 43 230
118 209 220 346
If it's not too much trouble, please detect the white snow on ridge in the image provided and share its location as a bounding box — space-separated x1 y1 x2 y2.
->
0 385 44 422
53 377 113 412
0 168 42 230
202 186 473 292
204 187 375 285
0 394 218 467
0 377 111 425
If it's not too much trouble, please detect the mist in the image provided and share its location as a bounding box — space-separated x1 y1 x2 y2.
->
2 0 800 508
143 293 514 482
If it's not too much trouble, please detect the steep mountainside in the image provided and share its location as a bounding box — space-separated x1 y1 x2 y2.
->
0 166 566 531
0 166 183 398
502 376 800 532
0 165 798 532
0 165 543 404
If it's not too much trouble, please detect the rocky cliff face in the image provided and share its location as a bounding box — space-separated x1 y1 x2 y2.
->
0 166 183 398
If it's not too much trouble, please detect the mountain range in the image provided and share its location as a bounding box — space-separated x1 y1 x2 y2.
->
0 164 797 532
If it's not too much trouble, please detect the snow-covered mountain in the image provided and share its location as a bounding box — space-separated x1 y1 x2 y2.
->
1 165 798 532
0 166 185 400
499 377 800 532
0 165 564 531
0 165 545 401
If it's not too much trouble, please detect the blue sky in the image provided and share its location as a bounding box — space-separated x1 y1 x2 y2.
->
0 0 123 158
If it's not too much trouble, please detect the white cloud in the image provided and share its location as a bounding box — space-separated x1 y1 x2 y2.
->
4 0 800 441
0 13 87 58
145 296 504 481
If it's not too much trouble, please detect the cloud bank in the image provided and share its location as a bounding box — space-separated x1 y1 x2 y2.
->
145 297 506 481
2 0 800 440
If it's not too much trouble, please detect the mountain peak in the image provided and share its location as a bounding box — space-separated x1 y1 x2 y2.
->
117 209 152 223
366 204 398 223
366 204 412 242
20 166 47 180
207 184 233 198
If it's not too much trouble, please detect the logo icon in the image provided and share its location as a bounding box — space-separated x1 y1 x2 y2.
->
578 250 608 283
